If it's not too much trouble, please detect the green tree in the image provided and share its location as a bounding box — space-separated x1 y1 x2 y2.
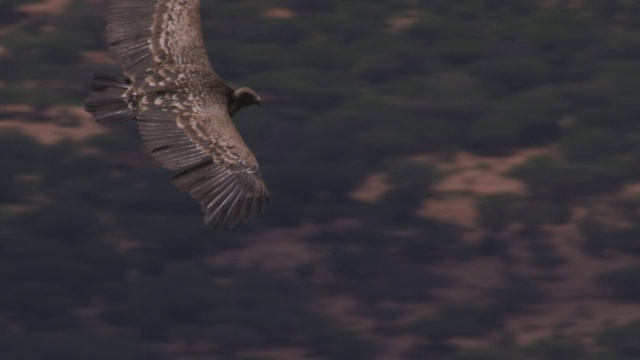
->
597 321 640 359
597 267 640 301
525 337 587 360
476 193 523 232
376 160 442 222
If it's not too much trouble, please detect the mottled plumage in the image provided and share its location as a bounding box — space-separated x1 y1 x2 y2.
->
85 0 269 229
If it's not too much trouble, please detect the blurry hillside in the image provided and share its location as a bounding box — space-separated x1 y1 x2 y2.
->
1 0 640 359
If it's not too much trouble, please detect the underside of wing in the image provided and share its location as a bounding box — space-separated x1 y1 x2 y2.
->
107 0 210 80
172 158 269 230
136 87 269 229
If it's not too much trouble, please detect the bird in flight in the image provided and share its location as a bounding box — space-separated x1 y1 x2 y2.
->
85 0 269 229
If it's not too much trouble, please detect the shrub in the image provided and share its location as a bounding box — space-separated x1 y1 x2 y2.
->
287 0 336 14
476 235 508 257
517 201 571 226
128 267 312 345
127 215 209 261
525 337 587 360
519 9 594 51
400 218 464 263
597 321 640 358
0 332 166 360
349 52 409 83
295 41 357 71
304 322 380 360
579 217 610 257
486 273 546 314
435 39 486 65
476 193 523 232
409 303 501 345
469 46 551 93
0 0 31 24
447 348 524 360
467 86 564 152
423 72 489 120
2 282 73 331
13 200 104 245
328 248 448 303
508 155 629 199
0 165 21 203
375 160 442 222
0 130 48 172
407 12 473 44
528 239 566 272
561 126 635 161
84 133 140 154
609 223 640 255
596 267 640 301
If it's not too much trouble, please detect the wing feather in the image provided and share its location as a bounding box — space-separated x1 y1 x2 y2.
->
135 81 269 228
105 1 269 228
107 0 211 80
172 158 268 229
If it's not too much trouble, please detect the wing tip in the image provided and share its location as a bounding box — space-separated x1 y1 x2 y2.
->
204 197 270 231
175 160 268 231
204 193 270 231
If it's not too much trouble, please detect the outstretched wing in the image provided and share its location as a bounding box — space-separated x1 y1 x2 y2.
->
137 68 269 229
106 0 211 80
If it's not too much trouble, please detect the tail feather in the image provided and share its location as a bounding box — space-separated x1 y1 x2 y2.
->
85 74 138 125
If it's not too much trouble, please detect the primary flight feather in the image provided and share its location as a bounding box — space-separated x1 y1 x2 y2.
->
85 0 269 229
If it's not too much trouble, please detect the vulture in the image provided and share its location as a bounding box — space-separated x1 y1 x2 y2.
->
85 0 269 229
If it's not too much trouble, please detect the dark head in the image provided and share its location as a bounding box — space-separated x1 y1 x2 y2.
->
234 86 261 107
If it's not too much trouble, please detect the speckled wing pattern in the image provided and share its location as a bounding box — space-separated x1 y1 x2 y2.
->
107 0 210 78
105 0 269 229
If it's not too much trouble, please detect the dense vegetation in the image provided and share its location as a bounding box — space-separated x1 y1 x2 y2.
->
1 0 640 359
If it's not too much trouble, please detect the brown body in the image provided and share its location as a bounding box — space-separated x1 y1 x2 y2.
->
85 0 269 229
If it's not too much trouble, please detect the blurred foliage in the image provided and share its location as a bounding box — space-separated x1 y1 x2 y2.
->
596 267 640 301
596 321 640 359
476 193 524 232
524 337 587 360
508 155 630 199
580 217 640 257
409 302 502 349
0 331 169 360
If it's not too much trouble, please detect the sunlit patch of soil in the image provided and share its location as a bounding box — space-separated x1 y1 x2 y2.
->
0 106 106 144
262 7 296 19
388 13 419 32
82 51 116 65
240 348 313 360
209 225 322 270
418 195 478 228
17 0 71 15
0 103 34 116
350 173 392 203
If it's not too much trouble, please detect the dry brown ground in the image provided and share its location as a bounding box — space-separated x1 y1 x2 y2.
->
0 105 106 144
262 7 297 19
17 0 71 15
81 51 116 65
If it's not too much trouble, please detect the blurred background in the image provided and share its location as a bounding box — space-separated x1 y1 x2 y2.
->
1 0 640 359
